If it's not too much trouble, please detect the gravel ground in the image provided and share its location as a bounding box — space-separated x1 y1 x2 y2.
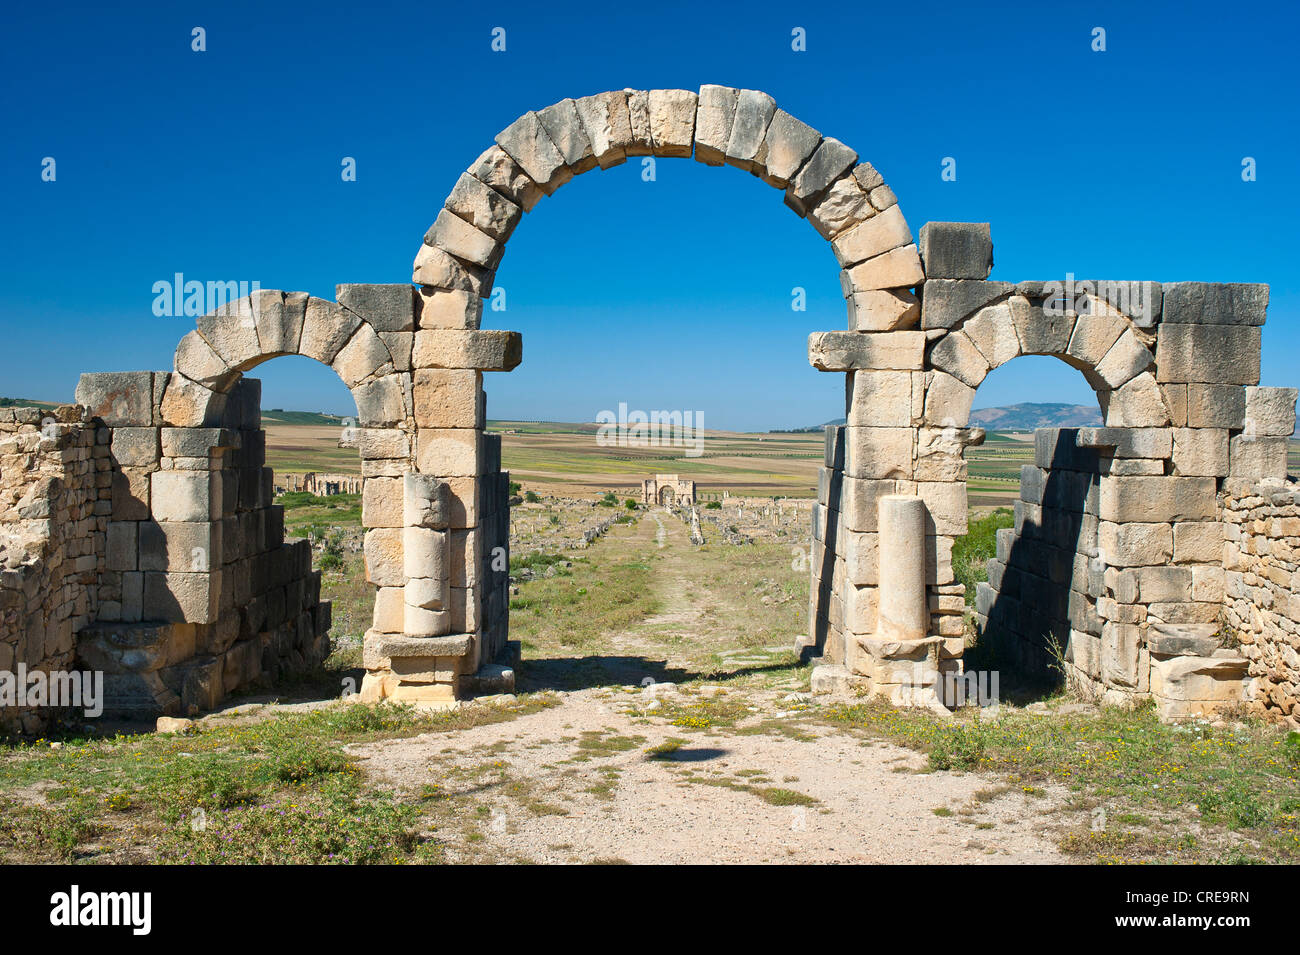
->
350 686 1074 864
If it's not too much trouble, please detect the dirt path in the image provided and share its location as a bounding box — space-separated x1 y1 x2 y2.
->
348 514 1075 864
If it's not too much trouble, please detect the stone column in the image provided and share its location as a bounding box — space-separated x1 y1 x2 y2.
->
877 495 927 642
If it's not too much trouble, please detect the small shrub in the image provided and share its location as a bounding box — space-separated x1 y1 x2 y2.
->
524 490 540 503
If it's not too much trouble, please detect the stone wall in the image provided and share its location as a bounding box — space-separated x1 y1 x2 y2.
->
977 429 1105 689
72 373 330 718
0 407 101 732
1223 479 1300 727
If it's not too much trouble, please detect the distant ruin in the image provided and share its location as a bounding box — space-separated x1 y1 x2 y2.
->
2 86 1297 733
641 474 695 507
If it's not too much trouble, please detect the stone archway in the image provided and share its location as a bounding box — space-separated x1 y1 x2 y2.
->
409 86 921 706
61 86 1287 724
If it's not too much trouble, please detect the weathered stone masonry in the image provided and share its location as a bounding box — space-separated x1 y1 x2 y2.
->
3 85 1298 731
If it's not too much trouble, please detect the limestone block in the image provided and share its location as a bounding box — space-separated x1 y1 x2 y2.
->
1101 373 1171 428
451 528 483 589
107 522 138 572
1150 653 1248 703
648 89 697 157
112 469 152 521
494 111 571 194
151 471 219 523
843 583 880 635
249 289 298 355
196 300 262 370
917 222 992 280
536 98 597 173
919 280 1010 331
412 244 493 295
809 331 924 371
574 91 634 170
1101 622 1141 687
1094 328 1154 388
723 89 776 171
840 478 901 532
418 288 483 331
1012 295 1076 356
416 429 483 476
1172 522 1222 564
139 521 221 573
299 298 363 366
403 474 450 529
1155 324 1261 384
832 205 913 269
333 285 414 335
352 376 405 428
445 172 523 243
173 332 235 390
1186 383 1245 429
756 108 820 187
1191 565 1224 603
1077 426 1171 459
914 426 981 481
111 427 160 467
1229 434 1289 480
424 210 500 269
1147 623 1220 658
76 372 156 427
927 330 989 388
923 371 977 428
789 138 857 202
847 288 919 332
414 368 482 429
841 245 925 293
1098 520 1172 567
372 587 405 633
1161 282 1268 326
807 175 872 240
917 481 967 535
1171 428 1229 476
867 184 897 211
623 89 653 156
331 324 392 388
362 477 404 528
468 144 545 211
843 427 913 480
1065 311 1126 369
847 370 914 427
158 374 225 428
413 329 521 371
403 527 448 580
1244 386 1298 436
143 571 219 624
963 302 1021 369
364 528 404 587
1098 475 1216 523
691 85 739 166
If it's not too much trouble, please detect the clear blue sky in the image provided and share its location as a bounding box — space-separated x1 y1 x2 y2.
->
2 0 1296 431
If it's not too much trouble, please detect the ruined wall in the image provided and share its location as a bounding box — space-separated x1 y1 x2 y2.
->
0 407 101 733
1223 479 1300 727
73 373 329 718
977 429 1104 687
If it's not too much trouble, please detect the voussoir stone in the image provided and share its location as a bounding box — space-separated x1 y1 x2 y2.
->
494 111 572 194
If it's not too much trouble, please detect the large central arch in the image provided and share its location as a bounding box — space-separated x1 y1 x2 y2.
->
405 86 924 706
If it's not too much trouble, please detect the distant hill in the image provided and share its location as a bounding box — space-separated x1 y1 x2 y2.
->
0 397 59 411
780 403 1102 434
970 402 1102 430
261 409 348 426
